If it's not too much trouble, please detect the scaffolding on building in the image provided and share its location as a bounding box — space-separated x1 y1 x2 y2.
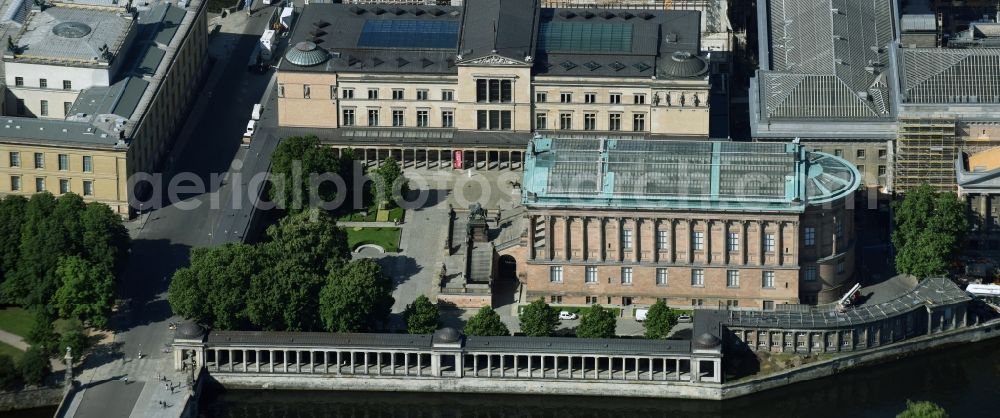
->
894 118 959 193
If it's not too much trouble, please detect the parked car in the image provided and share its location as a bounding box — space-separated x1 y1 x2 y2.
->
677 313 692 323
243 120 256 138
558 311 578 320
635 308 649 322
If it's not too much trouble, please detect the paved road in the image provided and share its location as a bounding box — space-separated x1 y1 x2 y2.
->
64 8 278 418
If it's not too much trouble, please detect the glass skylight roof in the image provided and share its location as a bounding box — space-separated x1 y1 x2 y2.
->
538 22 633 53
357 20 459 49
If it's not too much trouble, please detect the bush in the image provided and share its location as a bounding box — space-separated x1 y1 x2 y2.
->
0 354 19 390
58 324 89 361
19 347 50 386
897 400 949 418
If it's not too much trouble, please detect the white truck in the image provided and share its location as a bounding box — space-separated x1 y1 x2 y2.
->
280 7 294 31
259 29 276 61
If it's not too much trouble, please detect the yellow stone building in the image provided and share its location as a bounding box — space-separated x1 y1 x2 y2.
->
0 1 209 215
276 0 714 167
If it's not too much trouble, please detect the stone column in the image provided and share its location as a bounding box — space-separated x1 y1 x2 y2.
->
652 220 660 263
776 222 784 266
243 350 248 372
564 216 571 261
741 221 749 265
722 220 730 265
633 218 641 263
599 217 607 261
617 218 625 262
705 220 712 264
527 216 536 260
759 221 766 266
487 355 493 377
546 216 555 260
582 217 589 261
669 220 677 263
687 219 694 264
473 355 479 377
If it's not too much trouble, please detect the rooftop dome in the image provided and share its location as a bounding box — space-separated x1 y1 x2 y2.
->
52 22 92 39
659 51 708 78
285 41 329 67
175 322 206 340
433 327 461 343
694 332 722 349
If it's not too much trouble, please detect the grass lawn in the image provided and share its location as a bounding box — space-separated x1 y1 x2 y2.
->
0 341 23 362
0 307 33 338
337 206 406 223
344 227 401 252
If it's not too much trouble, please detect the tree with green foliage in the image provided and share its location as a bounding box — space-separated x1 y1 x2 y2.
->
247 257 326 331
264 209 349 274
58 320 89 360
52 256 115 328
0 195 27 287
576 304 616 338
896 400 949 418
168 242 260 330
368 156 405 209
270 135 343 213
80 203 130 274
892 183 969 279
25 309 59 357
464 306 510 336
3 193 57 306
0 354 18 390
519 298 560 337
19 346 50 386
319 259 394 332
643 300 679 339
405 295 439 334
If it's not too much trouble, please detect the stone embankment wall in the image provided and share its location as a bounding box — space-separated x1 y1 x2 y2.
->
0 386 63 412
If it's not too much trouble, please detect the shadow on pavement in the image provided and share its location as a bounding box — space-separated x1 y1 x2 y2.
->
377 255 422 292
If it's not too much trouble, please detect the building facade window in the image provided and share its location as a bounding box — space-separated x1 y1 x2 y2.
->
535 91 547 102
609 113 621 131
560 92 572 103
585 266 597 283
14 77 22 86
857 149 866 159
441 111 454 128
10 176 20 192
878 165 887 176
535 113 547 130
584 113 596 130
834 149 843 157
727 270 740 288
727 300 739 308
622 228 632 249
82 180 93 196
9 152 19 167
392 89 404 100
368 89 378 99
35 177 45 192
804 227 816 247
878 149 887 159
559 113 572 130
550 266 563 283
764 233 775 252
416 90 428 100
584 93 596 104
477 110 512 130
550 295 562 304
64 102 72 115
367 109 379 126
691 269 704 287
278 84 284 97
763 300 775 310
442 90 454 101
40 100 48 116
34 153 44 169
392 110 404 127
621 267 632 284
58 154 68 171
656 268 668 286
342 109 355 126
585 296 598 304
632 113 645 131
477 79 512 102
693 231 704 250
762 271 775 288
303 85 310 98
39 78 47 88
657 229 668 251
728 232 739 251
416 110 428 127
342 88 354 99
59 179 69 194
803 266 817 281
633 93 645 104
609 93 621 104
692 299 704 306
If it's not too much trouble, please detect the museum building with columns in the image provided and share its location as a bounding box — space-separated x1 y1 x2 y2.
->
501 138 862 309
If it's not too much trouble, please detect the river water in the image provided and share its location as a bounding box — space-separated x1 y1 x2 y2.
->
198 339 1000 418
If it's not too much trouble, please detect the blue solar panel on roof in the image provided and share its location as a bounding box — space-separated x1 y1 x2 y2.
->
357 20 459 49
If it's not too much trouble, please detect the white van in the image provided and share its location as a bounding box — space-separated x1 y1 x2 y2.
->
635 308 649 322
251 103 262 121
243 120 256 138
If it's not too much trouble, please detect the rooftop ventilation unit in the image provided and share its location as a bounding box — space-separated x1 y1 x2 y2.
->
391 7 404 15
348 55 360 66
410 8 423 16
600 11 614 19
640 12 654 20
581 11 594 19
372 57 383 66
429 8 443 16
449 10 459 17
313 20 329 28
349 6 363 15
421 58 433 67
372 7 385 15
664 32 678 43
396 57 408 67
619 12 633 20
559 10 575 18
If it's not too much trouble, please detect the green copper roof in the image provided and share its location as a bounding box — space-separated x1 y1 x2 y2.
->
522 138 860 213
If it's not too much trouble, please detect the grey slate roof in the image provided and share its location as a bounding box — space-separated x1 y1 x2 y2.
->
898 48 1000 105
756 0 895 120
207 331 434 349
457 0 538 63
464 335 691 355
11 5 133 66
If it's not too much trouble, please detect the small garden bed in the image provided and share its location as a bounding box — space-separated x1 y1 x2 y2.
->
518 305 622 317
337 206 406 223
344 227 401 253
